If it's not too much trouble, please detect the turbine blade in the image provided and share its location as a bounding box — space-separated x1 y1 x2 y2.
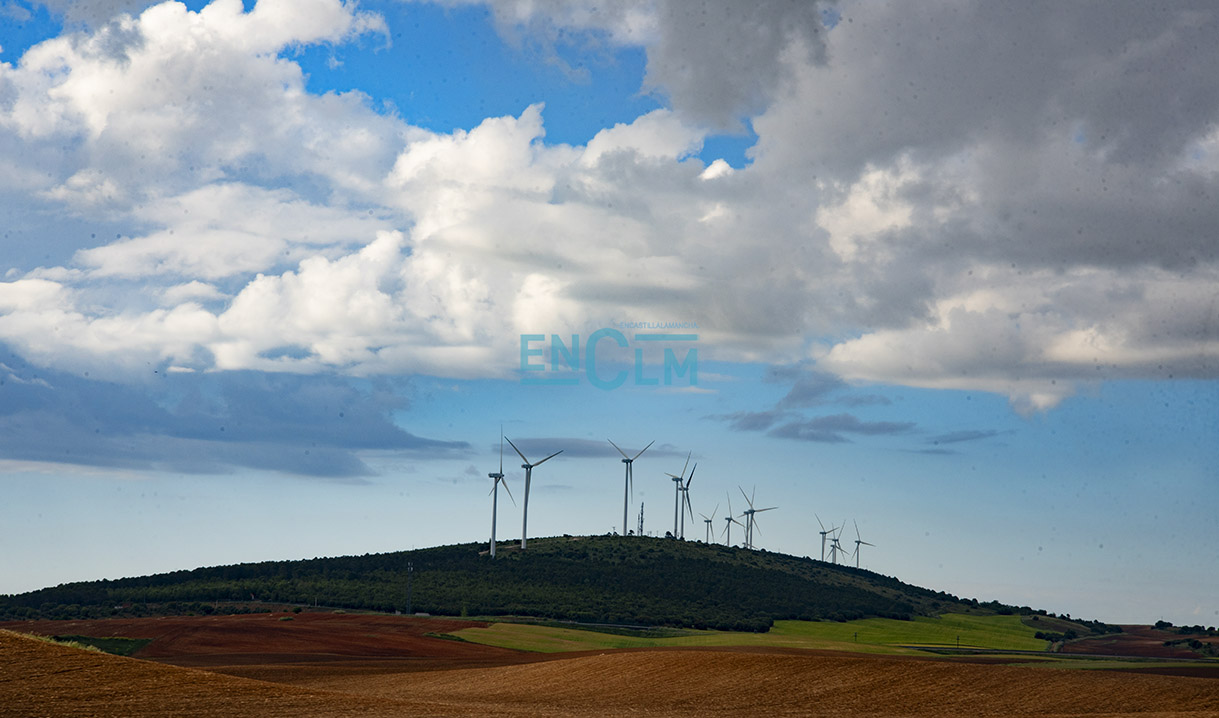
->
632 440 655 461
499 432 504 473
756 506 778 512
505 436 530 465
533 449 563 466
502 480 516 507
815 513 826 531
681 451 691 479
608 438 631 460
739 485 753 509
666 473 682 480
686 463 697 487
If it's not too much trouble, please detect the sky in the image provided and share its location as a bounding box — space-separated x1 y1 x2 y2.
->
0 0 1216 626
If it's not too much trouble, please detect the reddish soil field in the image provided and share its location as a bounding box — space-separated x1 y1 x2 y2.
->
5 629 1219 718
1065 625 1219 660
1 612 519 669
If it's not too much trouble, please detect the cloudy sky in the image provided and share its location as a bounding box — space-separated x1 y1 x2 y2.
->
1 0 1216 625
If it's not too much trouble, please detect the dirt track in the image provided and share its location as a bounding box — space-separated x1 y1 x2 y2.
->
4 624 1219 717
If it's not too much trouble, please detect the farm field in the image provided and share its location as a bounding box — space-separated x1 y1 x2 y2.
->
455 613 1050 654
4 625 1219 718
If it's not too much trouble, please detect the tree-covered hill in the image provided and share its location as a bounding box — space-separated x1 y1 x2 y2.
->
0 535 1017 631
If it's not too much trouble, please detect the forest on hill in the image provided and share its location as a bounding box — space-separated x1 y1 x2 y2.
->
1 535 1033 631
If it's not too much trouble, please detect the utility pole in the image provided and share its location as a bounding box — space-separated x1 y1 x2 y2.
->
406 561 413 615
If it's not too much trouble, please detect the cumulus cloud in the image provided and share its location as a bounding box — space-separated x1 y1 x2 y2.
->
1 0 1217 420
455 0 828 129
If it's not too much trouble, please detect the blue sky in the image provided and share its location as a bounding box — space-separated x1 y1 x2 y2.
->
1 0 1217 627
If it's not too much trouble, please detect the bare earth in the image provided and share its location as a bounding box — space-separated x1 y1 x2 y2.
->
3 614 1219 717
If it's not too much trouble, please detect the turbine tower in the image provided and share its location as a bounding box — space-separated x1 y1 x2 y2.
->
609 439 654 539
665 452 691 538
828 523 848 564
852 519 875 568
738 486 777 550
506 437 562 550
487 432 514 558
679 464 697 539
815 514 839 562
721 495 744 546
699 503 719 543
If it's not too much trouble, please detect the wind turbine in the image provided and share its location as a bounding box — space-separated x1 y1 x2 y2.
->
738 486 777 550
665 452 691 538
505 437 562 550
699 503 719 543
815 514 839 562
721 495 744 546
609 439 653 537
828 524 848 564
487 433 514 558
678 464 697 539
852 520 875 568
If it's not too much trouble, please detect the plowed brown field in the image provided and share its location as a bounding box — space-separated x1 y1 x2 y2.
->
4 617 1219 717
3 612 519 670
1066 625 1219 660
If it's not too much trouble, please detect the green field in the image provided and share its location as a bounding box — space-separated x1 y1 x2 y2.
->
51 635 153 656
455 613 1047 655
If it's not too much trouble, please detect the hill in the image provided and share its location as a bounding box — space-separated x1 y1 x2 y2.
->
2 535 1040 631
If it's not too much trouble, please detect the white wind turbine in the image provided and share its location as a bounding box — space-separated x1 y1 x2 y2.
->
815 514 839 562
738 486 777 550
665 452 691 538
505 437 562 550
609 439 654 536
678 464 697 539
721 495 744 546
699 503 719 543
852 519 875 568
487 433 514 558
828 523 848 564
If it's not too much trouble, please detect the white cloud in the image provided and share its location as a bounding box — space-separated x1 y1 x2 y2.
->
1 0 1217 412
1 0 396 213
75 183 391 280
581 109 702 165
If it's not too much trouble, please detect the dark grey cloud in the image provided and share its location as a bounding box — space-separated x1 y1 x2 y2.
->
476 0 828 130
34 0 159 28
775 371 843 409
762 365 892 409
0 347 466 478
500 437 687 461
710 409 789 432
767 413 916 444
927 430 1001 446
642 0 827 130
